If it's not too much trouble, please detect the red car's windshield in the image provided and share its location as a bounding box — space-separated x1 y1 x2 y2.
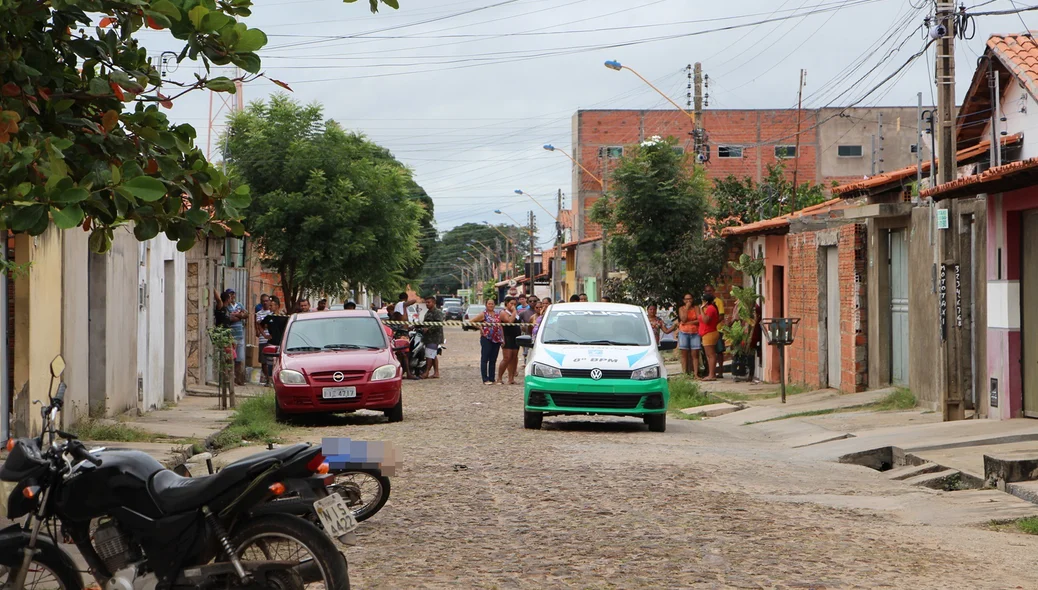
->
284 317 388 352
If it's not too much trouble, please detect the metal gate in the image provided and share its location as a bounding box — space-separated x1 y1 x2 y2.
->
890 230 910 386
1023 212 1038 417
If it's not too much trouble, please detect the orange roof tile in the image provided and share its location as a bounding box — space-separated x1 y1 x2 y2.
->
832 134 1021 198
721 198 851 237
988 33 1038 101
921 156 1038 200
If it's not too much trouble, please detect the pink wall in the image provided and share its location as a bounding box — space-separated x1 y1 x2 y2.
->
987 187 1038 418
758 235 789 383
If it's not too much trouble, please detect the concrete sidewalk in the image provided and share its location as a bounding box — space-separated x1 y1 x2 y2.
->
81 394 235 467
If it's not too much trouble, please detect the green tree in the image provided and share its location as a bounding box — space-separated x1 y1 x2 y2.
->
0 0 396 254
226 95 422 307
419 222 530 295
591 136 726 306
712 163 831 230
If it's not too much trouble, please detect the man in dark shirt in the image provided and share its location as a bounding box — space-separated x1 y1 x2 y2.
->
421 295 444 379
518 295 539 366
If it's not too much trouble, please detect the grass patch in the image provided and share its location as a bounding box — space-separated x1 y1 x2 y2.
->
743 387 920 425
1016 517 1038 535
211 392 283 449
871 387 916 411
668 376 718 419
70 416 157 442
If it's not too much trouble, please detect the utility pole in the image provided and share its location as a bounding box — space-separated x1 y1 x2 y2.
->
877 112 885 174
935 0 965 421
600 157 610 299
528 211 537 289
790 68 806 214
991 68 1003 168
555 189 563 302
916 92 923 188
693 62 705 161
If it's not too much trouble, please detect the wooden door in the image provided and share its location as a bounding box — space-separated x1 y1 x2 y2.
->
826 247 841 389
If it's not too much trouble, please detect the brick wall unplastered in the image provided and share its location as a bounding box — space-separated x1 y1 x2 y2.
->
785 223 867 393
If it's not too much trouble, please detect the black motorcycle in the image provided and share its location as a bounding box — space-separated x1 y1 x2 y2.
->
183 455 391 524
0 355 353 590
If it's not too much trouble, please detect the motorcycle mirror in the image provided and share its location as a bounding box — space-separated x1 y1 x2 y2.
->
49 355 65 378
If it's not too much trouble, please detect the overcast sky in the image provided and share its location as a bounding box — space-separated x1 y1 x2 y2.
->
143 0 1036 246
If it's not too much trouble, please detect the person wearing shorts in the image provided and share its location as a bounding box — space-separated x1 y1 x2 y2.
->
677 293 702 377
700 294 721 381
422 295 444 379
497 297 521 385
704 285 726 378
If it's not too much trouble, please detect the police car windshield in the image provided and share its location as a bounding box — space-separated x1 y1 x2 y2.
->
540 310 651 346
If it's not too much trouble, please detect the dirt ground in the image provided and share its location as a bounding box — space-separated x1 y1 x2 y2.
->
289 327 1038 589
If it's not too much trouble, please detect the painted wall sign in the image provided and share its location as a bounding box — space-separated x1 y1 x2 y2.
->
939 264 947 341
954 264 962 328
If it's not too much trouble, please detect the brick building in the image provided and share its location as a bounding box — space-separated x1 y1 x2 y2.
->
568 106 929 242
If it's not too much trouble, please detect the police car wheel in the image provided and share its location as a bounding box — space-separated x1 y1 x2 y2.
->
644 414 666 433
523 411 542 430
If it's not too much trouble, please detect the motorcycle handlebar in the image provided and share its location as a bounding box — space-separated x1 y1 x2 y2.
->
54 383 66 406
68 440 101 467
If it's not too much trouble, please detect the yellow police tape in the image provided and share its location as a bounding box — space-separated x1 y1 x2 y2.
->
383 320 537 327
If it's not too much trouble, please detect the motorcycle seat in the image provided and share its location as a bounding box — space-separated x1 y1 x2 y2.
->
148 443 310 515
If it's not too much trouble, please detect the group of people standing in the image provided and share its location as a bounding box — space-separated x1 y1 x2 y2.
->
471 294 552 385
646 285 726 381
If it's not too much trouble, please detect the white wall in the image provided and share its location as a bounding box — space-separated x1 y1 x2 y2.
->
61 231 90 425
136 235 186 411
985 79 1038 160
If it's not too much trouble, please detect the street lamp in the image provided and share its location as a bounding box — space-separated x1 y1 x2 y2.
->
542 145 604 187
514 189 559 221
604 60 696 125
760 317 801 404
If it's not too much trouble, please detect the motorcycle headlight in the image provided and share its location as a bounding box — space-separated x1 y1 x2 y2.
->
371 364 397 381
631 365 660 380
278 369 306 385
531 362 562 379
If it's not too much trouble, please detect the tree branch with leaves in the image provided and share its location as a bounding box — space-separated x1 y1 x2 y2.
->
0 0 398 253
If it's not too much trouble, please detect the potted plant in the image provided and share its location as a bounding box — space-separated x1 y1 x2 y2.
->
720 254 765 381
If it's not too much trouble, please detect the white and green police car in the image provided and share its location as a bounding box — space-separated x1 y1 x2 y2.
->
519 303 676 432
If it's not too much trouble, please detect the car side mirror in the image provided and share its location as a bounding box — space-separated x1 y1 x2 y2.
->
658 340 678 351
393 338 410 351
516 335 533 348
262 345 279 355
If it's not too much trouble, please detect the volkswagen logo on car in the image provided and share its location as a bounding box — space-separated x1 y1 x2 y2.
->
589 368 603 380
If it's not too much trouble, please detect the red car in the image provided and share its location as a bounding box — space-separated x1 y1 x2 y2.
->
264 310 408 423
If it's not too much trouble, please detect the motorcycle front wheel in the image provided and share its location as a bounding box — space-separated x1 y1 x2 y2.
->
0 541 83 590
233 514 350 590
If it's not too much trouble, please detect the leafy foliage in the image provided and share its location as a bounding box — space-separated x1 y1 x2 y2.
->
419 222 530 295
226 95 422 306
720 253 765 355
712 163 831 230
591 136 726 306
0 0 397 253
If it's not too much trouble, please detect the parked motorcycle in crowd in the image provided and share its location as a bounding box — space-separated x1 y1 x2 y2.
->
393 325 427 379
0 355 355 590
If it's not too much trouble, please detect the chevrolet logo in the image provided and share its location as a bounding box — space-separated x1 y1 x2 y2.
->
333 372 345 382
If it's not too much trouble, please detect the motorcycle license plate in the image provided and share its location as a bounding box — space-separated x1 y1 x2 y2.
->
322 387 356 399
314 493 358 539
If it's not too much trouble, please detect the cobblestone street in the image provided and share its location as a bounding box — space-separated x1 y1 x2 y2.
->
291 328 1038 589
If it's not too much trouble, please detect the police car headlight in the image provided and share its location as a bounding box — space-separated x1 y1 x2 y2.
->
631 365 660 380
371 364 397 381
531 362 562 379
278 370 306 385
